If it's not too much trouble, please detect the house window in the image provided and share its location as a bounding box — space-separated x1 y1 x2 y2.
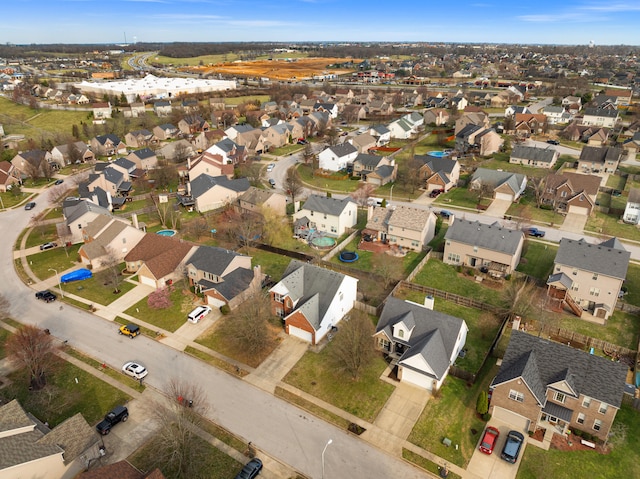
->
411 240 419 247
561 191 567 198
583 397 592 408
274 293 284 303
509 389 524 403
589 287 600 297
473 246 478 252
447 253 460 263
378 338 390 351
324 214 327 219
275 307 284 318
331 226 337 233
577 413 585 425
554 392 566 403
571 283 580 292
598 403 608 414
397 329 404 338
592 273 598 280
593 419 602 431
310 211 314 216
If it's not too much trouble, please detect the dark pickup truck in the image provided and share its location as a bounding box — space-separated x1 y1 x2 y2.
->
527 227 545 238
96 405 128 435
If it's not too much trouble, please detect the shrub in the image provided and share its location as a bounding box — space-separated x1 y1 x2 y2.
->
482 413 491 421
220 304 230 315
505 274 512 281
476 391 489 415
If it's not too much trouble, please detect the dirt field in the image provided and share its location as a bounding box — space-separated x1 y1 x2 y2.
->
181 57 358 81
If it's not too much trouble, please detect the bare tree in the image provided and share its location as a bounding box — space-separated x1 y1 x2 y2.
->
230 210 264 252
500 277 539 321
150 195 178 229
228 290 274 356
330 310 376 379
47 184 69 205
325 126 340 147
302 142 316 165
150 162 177 189
172 142 191 164
99 247 124 294
372 253 404 289
350 183 376 207
6 325 56 390
530 176 547 209
284 166 304 205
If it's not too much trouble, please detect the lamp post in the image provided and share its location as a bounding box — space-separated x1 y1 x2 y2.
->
389 184 395 204
321 439 333 479
48 268 64 299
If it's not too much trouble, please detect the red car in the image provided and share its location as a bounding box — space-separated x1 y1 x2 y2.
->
479 426 500 454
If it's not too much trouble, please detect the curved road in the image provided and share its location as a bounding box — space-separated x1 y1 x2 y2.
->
1 196 428 479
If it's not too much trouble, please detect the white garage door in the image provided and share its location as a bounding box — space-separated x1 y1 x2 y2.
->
140 275 157 287
568 205 589 215
492 406 531 432
288 325 313 343
207 298 226 308
495 192 514 201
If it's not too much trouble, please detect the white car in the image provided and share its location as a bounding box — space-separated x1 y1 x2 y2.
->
188 305 212 323
122 361 148 379
266 163 275 172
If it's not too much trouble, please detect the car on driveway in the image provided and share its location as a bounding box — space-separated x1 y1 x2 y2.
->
235 458 263 479
24 202 36 210
268 178 276 188
546 139 560 145
40 242 58 251
96 405 129 435
297 138 308 145
54 179 64 185
187 305 212 324
119 323 141 338
429 189 444 198
266 163 275 172
479 426 500 454
526 227 545 238
35 290 57 303
122 361 148 379
500 430 525 463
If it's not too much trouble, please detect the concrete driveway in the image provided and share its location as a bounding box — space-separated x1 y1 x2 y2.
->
466 418 527 479
561 212 588 233
484 199 512 218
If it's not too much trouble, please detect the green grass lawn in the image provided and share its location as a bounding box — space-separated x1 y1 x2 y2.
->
0 355 131 426
585 212 640 242
550 310 640 350
25 245 83 280
623 263 640 307
412 259 503 307
247 247 294 282
0 191 32 209
283 348 395 423
269 144 304 156
25 224 60 248
60 274 137 306
516 241 557 281
434 187 480 210
124 282 196 332
0 327 10 358
224 95 271 105
150 52 240 65
517 405 640 479
0 97 88 139
298 164 360 193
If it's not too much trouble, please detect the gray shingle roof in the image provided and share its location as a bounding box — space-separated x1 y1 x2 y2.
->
492 331 627 408
470 168 526 194
511 145 557 164
354 153 383 168
445 219 523 255
554 238 630 279
190 174 249 199
187 245 246 277
326 142 357 158
300 194 354 216
130 147 155 160
376 297 466 380
578 146 622 165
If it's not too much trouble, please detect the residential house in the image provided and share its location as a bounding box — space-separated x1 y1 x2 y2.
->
0 400 97 479
235 128 267 155
187 174 250 213
374 296 468 391
187 152 234 181
92 102 112 120
560 122 611 146
509 145 559 168
78 215 145 268
124 233 196 288
414 155 461 192
577 146 622 175
225 124 256 141
261 123 294 150
581 108 619 128
490 330 627 441
388 112 423 139
443 219 524 276
61 198 112 243
292 194 357 237
50 141 95 166
423 108 450 126
237 186 287 217
124 129 153 149
211 109 239 129
562 95 582 113
542 105 572 125
547 237 629 320
178 114 209 135
207 138 246 165
269 260 358 344
513 113 548 138
153 100 172 117
0 160 19 192
450 95 468 111
318 143 358 172
11 149 55 178
603 88 633 106
157 139 194 162
122 102 146 118
469 168 527 202
152 123 178 141
126 148 158 171
342 104 367 122
455 111 490 135
90 134 127 157
368 125 391 146
186 246 263 310
541 172 601 216
363 204 436 251
314 102 339 118
352 153 397 186
505 105 530 117
193 129 227 151
79 164 132 208
349 133 377 154
622 188 640 224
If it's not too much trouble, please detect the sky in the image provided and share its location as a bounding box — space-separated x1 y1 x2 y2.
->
2 0 640 46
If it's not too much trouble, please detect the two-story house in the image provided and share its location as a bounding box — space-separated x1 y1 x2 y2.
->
509 145 559 169
443 219 524 277
78 215 145 269
490 330 627 441
269 260 358 344
318 143 358 172
90 134 127 157
236 186 287 217
50 141 95 166
352 153 396 186
363 204 436 251
292 195 357 238
581 108 619 128
415 155 461 193
374 296 468 391
541 172 601 216
124 129 153 149
577 146 623 175
152 123 178 141
622 188 640 224
126 147 158 171
547 237 630 320
187 174 250 213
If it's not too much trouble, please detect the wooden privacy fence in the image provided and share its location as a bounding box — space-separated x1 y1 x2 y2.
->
533 323 637 358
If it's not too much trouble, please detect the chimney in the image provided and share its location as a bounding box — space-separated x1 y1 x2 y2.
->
424 295 434 310
132 213 139 230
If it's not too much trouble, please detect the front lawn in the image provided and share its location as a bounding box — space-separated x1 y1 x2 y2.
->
25 245 83 280
269 144 304 156
434 187 480 210
124 281 197 332
283 347 395 423
585 212 640 242
60 273 137 306
25 224 60 248
297 164 360 193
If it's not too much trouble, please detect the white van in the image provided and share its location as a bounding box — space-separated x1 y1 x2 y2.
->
187 305 212 323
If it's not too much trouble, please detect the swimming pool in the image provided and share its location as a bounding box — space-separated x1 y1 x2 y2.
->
427 150 449 158
311 236 336 249
156 229 177 237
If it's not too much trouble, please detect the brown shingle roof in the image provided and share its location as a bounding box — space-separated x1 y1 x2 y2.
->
124 234 195 279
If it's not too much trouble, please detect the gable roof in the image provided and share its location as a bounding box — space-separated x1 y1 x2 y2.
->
366 205 433 232
186 245 246 277
545 172 601 197
414 154 457 174
324 142 357 158
492 330 627 407
511 145 557 164
554 238 630 279
190 174 249 199
470 168 526 193
124 234 194 279
64 199 111 224
300 194 355 216
129 147 156 160
578 146 623 165
37 413 96 463
445 219 523 255
238 186 278 206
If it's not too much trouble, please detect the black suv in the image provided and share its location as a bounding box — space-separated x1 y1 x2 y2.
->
96 405 129 435
35 291 57 303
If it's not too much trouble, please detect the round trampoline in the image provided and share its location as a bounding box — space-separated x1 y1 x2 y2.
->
339 251 359 262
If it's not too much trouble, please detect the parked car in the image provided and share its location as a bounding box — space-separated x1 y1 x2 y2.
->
40 242 58 251
54 179 64 185
96 405 129 435
527 227 545 238
235 458 263 479
439 209 452 219
187 305 212 324
297 138 308 145
546 139 560 145
266 163 275 172
24 202 36 210
119 323 141 338
268 178 276 188
500 430 525 464
479 426 500 454
122 361 148 380
429 189 444 198
35 290 57 303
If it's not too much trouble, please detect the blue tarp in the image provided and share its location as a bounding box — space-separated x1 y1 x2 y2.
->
60 268 92 283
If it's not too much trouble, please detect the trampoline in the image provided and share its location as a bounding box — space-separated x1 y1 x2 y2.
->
339 251 359 263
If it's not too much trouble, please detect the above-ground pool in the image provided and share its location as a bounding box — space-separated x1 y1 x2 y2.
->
156 229 177 237
427 150 449 158
339 251 359 263
311 236 337 249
